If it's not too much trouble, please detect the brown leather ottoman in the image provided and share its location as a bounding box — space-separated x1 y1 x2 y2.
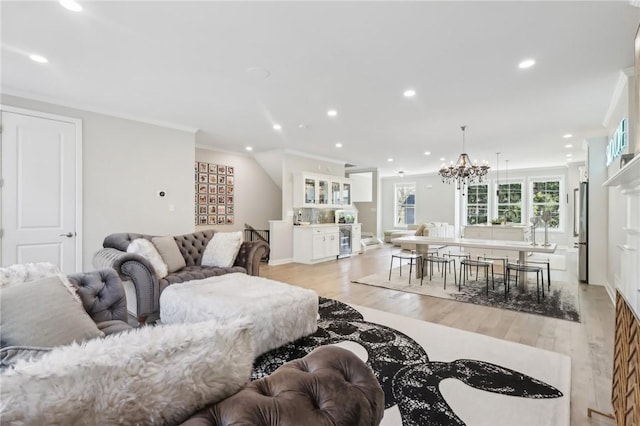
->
181 345 385 426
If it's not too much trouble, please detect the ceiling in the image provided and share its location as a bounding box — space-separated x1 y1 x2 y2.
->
2 1 639 176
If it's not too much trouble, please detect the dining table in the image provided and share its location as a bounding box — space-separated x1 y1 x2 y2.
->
390 235 557 293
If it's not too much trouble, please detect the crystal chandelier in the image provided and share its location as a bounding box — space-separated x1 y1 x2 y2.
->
438 125 490 195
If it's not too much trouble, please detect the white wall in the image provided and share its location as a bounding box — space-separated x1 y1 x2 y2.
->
194 146 282 231
586 136 609 287
380 173 456 235
1 94 196 271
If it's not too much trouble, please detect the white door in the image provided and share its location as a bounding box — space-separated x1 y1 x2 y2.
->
1 107 82 273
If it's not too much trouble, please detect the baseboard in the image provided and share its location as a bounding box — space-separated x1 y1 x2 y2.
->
268 257 293 266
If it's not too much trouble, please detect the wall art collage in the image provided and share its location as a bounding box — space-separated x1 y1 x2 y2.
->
195 161 234 226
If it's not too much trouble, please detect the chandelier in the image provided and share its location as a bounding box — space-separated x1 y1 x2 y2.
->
438 125 490 195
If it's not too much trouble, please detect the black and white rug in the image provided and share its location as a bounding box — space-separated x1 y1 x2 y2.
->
352 267 580 322
252 298 570 426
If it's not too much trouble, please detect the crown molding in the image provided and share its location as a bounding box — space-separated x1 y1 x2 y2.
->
2 89 199 134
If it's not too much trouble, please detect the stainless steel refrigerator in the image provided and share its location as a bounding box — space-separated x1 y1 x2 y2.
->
574 182 588 282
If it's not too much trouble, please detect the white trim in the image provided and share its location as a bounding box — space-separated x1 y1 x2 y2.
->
1 91 199 134
394 181 417 226
527 175 565 233
0 105 84 272
493 178 525 225
268 258 293 266
602 68 633 128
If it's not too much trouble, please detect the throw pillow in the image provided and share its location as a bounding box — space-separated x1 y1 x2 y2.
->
201 231 243 268
152 236 186 273
0 276 104 349
127 238 169 278
0 262 81 303
0 318 255 425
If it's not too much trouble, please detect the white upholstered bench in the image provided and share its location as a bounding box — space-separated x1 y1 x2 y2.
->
159 273 318 356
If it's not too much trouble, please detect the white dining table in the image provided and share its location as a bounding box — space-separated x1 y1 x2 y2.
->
390 236 557 293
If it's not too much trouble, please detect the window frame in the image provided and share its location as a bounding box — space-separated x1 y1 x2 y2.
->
464 183 490 225
494 179 525 225
394 182 416 227
528 176 564 232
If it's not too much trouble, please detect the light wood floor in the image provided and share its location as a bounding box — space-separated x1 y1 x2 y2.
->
260 245 615 426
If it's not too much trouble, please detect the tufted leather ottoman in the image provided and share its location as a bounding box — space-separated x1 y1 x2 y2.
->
181 345 385 426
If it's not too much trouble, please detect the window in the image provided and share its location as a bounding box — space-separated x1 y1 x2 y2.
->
466 184 488 225
497 182 522 223
394 183 416 226
531 180 561 228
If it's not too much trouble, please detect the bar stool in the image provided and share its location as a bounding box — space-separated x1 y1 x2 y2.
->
522 259 551 290
389 252 422 284
477 254 508 277
444 251 471 278
459 259 497 297
421 256 457 289
506 262 545 303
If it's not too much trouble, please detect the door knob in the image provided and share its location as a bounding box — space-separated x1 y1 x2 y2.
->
59 232 74 238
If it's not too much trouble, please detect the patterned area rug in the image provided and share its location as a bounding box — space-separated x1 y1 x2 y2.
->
351 266 580 322
252 298 571 426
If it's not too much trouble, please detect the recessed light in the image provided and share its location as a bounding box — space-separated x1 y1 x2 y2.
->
518 59 535 69
272 124 282 131
298 123 309 129
566 153 573 157
564 144 573 148
563 134 573 139
327 110 337 117
439 157 445 162
387 158 393 162
245 146 253 151
59 0 82 12
29 54 48 64
403 89 416 98
424 151 431 156
335 143 342 148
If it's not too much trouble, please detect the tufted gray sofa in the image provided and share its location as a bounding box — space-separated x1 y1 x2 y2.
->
93 230 270 324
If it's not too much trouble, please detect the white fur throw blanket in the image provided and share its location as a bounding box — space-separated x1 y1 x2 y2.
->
0 318 254 425
160 273 319 356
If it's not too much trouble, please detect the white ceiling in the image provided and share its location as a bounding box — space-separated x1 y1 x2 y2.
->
2 1 639 176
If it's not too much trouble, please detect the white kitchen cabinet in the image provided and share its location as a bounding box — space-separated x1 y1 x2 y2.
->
294 173 351 208
293 226 339 264
463 225 530 261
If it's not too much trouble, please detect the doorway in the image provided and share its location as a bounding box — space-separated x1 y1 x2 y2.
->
1 106 82 273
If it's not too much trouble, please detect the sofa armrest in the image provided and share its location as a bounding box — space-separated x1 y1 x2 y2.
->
233 241 269 276
92 248 159 325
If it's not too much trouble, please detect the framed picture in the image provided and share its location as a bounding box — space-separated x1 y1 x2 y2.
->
195 161 235 226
